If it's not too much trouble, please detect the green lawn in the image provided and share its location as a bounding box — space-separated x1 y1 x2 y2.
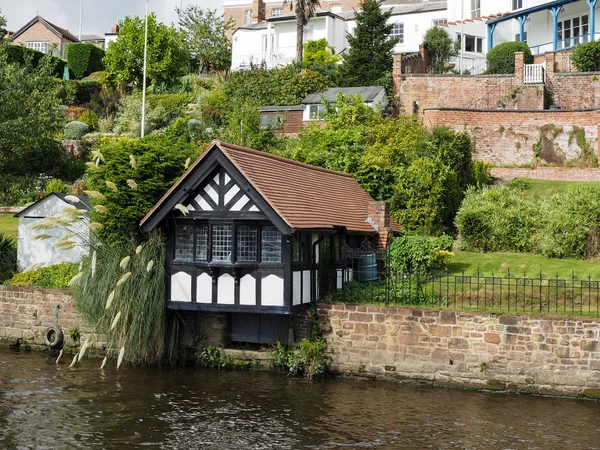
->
0 214 18 240
450 250 600 279
515 178 600 200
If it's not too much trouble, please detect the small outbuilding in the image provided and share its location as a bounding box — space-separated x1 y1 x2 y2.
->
15 193 91 271
141 140 399 344
301 86 388 121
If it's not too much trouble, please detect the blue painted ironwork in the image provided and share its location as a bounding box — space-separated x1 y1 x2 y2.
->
550 6 562 51
587 0 598 41
486 0 579 26
516 15 529 42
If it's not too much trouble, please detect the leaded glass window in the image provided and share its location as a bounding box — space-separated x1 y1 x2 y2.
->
212 225 232 262
195 225 209 261
262 227 281 263
237 225 258 262
175 224 193 262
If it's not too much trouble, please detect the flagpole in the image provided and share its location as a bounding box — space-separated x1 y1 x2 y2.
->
141 0 149 137
79 0 83 40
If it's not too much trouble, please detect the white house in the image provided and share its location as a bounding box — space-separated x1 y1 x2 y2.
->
444 0 600 73
15 194 91 271
300 86 388 121
230 0 448 70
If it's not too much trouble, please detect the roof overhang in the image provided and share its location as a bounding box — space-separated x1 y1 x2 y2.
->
486 0 580 26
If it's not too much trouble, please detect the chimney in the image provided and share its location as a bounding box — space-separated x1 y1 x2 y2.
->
367 200 392 250
111 24 120 34
252 0 266 22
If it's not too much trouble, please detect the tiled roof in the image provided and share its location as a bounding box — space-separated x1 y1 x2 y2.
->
141 140 400 234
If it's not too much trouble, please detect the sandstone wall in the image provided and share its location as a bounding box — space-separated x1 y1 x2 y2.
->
318 304 600 398
423 108 599 165
491 167 600 182
0 287 91 350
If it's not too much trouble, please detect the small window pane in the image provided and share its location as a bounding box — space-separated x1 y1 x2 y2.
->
272 8 282 17
175 224 193 262
212 225 232 262
237 225 258 262
195 225 208 261
262 227 281 263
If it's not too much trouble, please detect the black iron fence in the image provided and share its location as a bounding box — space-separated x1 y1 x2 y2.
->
327 268 600 317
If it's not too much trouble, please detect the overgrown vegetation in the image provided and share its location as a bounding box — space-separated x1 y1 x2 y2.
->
272 338 329 380
196 346 259 370
0 233 16 283
486 41 533 74
388 235 454 273
571 40 600 72
4 263 78 288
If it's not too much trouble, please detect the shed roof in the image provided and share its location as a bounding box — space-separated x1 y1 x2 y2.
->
141 140 400 234
259 105 304 112
302 86 386 104
15 193 91 217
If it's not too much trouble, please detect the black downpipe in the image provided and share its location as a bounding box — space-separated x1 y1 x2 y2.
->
311 235 326 305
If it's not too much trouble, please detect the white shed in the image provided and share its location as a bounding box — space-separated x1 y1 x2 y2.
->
301 86 388 121
15 193 91 271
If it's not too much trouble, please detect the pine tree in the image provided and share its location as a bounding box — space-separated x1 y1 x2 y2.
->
338 0 398 87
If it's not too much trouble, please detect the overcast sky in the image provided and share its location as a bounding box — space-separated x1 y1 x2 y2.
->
2 0 224 36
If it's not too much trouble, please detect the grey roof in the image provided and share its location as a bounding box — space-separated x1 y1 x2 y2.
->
302 86 386 104
80 34 105 42
235 21 268 31
15 193 91 217
267 9 343 22
337 1 446 20
259 105 304 112
12 15 80 42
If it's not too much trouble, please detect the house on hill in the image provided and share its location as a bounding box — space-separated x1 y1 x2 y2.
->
11 15 79 58
140 140 399 344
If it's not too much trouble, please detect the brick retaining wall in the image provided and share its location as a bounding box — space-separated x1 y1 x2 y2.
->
318 304 600 398
491 167 600 182
423 108 599 165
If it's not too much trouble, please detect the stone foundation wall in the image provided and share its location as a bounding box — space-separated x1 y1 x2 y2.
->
0 287 91 350
318 303 600 398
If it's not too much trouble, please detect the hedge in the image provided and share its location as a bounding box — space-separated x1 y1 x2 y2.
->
571 41 600 72
4 263 79 289
486 41 533 74
66 43 105 79
56 80 102 105
3 44 67 78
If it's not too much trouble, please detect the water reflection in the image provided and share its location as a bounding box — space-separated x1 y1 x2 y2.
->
0 349 599 449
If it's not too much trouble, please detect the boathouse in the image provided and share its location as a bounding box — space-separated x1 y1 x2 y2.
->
140 140 399 344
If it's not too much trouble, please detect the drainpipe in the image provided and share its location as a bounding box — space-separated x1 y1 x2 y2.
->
311 235 326 305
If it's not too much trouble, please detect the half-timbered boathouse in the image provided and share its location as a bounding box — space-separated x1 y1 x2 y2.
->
140 140 399 344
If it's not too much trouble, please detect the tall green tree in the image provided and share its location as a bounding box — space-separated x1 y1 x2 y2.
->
422 27 457 74
337 0 398 86
282 0 321 65
104 13 190 87
177 6 233 73
0 42 65 176
0 8 7 39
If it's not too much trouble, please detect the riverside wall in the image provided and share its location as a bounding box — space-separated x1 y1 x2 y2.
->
316 303 600 399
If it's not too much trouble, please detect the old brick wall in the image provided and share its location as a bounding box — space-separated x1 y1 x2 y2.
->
423 108 599 165
396 75 544 113
318 304 600 398
550 73 600 110
0 287 90 350
491 167 600 182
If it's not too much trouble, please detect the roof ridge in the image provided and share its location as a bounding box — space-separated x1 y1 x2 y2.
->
213 140 355 179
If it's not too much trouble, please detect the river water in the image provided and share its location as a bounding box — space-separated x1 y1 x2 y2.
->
0 349 599 450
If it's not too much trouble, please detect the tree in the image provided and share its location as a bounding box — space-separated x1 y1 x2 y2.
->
0 42 66 177
337 0 398 87
104 13 190 87
422 27 457 74
282 0 321 65
303 38 339 68
0 8 7 40
177 6 234 73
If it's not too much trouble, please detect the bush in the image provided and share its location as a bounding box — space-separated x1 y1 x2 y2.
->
5 263 79 288
571 40 600 72
388 235 454 273
66 43 105 79
64 121 90 139
3 44 66 77
0 234 17 283
85 134 198 245
272 338 329 379
423 27 457 74
486 41 533 74
78 109 99 130
56 80 102 106
44 178 70 194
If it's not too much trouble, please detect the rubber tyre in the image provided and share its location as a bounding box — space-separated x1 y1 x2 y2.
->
44 326 64 350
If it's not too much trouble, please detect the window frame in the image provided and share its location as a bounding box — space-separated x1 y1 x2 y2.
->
432 19 448 26
26 41 49 53
512 0 523 10
271 8 283 17
309 104 326 120
470 0 481 19
330 4 342 13
391 22 404 44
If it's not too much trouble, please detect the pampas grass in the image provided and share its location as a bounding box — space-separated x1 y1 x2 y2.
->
84 190 107 202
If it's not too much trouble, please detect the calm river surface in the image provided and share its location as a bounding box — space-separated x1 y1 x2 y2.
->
0 348 599 450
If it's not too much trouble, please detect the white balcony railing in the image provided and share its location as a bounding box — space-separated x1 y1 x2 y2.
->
232 46 297 70
524 63 545 84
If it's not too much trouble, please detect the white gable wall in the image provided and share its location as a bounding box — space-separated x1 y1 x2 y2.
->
17 196 90 271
